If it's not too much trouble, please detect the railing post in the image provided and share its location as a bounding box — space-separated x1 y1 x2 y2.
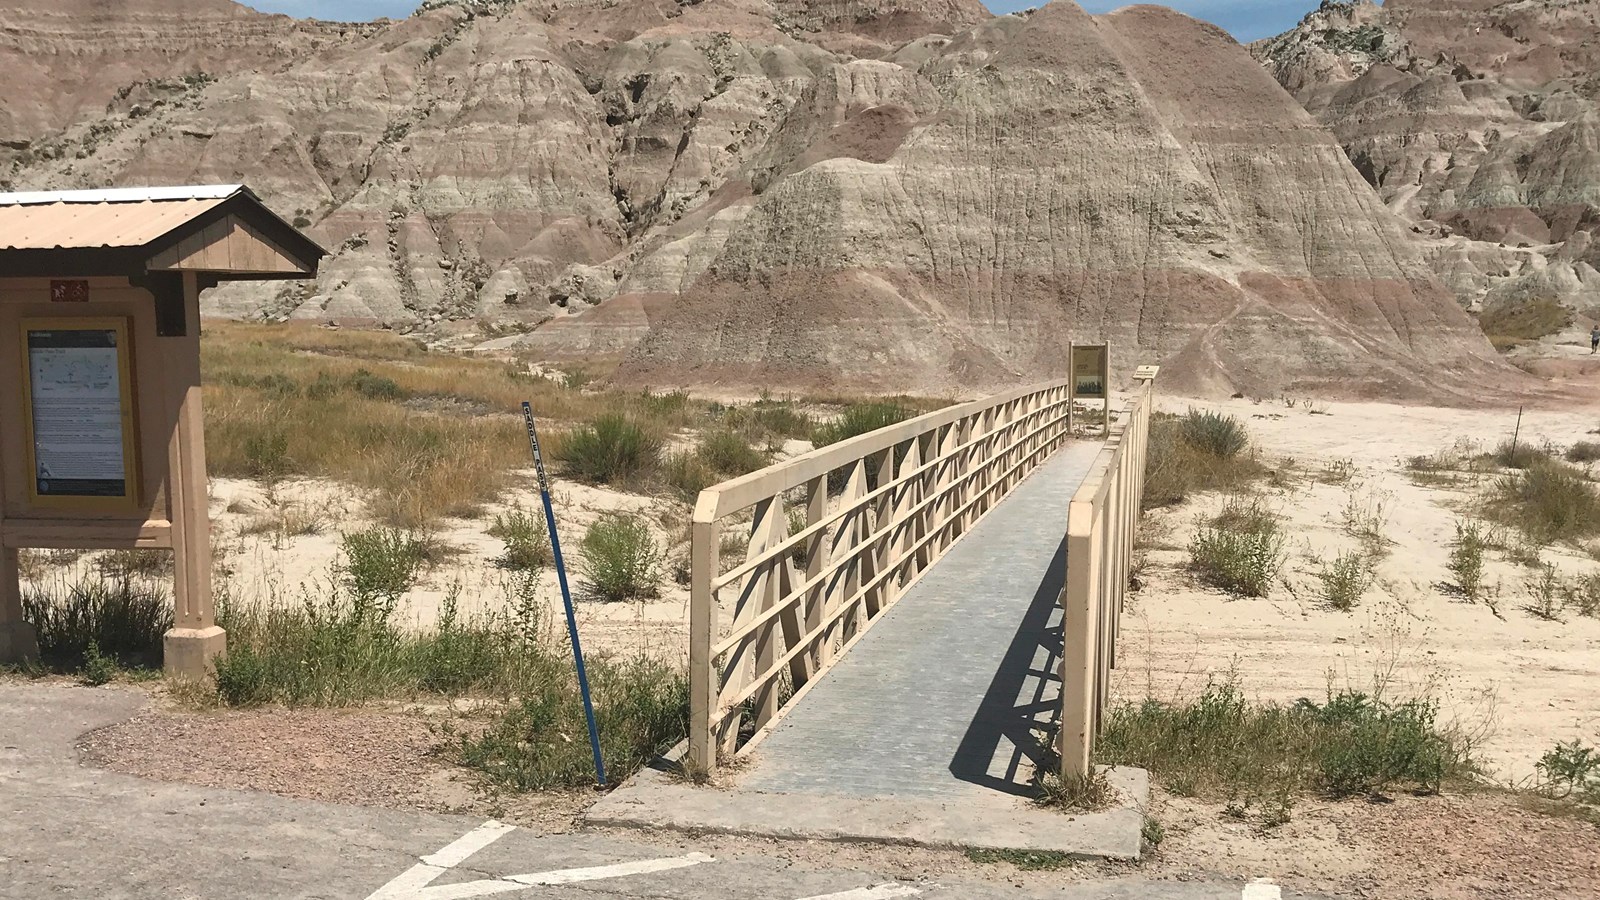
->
687 496 721 776
1061 498 1099 780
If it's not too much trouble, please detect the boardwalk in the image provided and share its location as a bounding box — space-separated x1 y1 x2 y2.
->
590 440 1147 857
740 443 1105 801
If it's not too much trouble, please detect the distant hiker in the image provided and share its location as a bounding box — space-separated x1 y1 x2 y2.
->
1592 324 1600 354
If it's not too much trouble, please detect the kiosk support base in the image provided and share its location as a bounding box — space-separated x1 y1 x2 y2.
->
163 626 225 678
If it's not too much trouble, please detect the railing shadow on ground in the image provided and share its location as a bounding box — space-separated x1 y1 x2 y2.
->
948 537 1066 797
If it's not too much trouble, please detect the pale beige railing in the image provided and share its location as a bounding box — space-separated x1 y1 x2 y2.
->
1059 366 1159 780
687 381 1076 774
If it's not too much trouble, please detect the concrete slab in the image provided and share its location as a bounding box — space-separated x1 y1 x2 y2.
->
588 760 1149 860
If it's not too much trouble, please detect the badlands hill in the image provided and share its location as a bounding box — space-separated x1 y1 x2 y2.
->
0 0 1507 397
1255 0 1600 318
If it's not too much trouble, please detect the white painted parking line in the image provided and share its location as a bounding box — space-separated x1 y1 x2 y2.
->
794 884 923 900
1242 877 1283 900
364 821 716 900
420 821 518 868
506 852 716 885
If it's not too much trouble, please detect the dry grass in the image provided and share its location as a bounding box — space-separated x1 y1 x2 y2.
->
201 323 946 526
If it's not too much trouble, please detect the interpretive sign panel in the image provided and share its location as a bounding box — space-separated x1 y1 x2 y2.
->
19 319 139 508
1070 344 1108 399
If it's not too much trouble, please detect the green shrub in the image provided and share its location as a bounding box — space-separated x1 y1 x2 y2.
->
348 368 406 400
489 506 551 571
1565 441 1600 464
558 414 663 484
1095 684 1473 822
1523 563 1564 621
580 514 663 602
22 577 173 671
1489 438 1550 469
1317 550 1375 611
456 653 687 790
1143 414 1263 508
697 429 769 477
1493 457 1600 543
1189 498 1285 597
1536 740 1600 802
79 640 117 686
1447 520 1489 601
339 526 431 604
213 643 273 705
662 450 718 502
812 401 912 446
1178 409 1249 459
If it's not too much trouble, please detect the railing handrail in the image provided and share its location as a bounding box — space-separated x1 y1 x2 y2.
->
1059 367 1158 781
693 379 1072 522
688 378 1080 775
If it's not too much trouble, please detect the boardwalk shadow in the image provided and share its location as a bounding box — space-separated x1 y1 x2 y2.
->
947 537 1065 797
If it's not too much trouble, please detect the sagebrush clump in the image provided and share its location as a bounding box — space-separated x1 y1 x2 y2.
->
558 413 664 485
1144 411 1262 508
1189 497 1286 598
580 514 663 603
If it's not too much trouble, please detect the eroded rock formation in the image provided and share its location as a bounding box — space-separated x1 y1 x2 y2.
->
2 0 1509 398
1255 0 1600 316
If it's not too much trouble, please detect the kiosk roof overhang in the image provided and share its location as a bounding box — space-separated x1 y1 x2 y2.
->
0 184 325 282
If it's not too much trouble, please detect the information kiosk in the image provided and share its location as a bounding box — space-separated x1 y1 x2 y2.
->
0 185 324 675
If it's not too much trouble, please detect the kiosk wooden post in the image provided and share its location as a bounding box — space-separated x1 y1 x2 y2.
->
0 186 324 676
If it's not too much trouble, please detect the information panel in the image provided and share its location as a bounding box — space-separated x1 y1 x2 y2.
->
1071 344 1108 398
21 319 138 506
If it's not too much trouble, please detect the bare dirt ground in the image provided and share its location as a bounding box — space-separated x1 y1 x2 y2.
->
43 389 1600 898
1123 396 1600 782
73 691 1599 898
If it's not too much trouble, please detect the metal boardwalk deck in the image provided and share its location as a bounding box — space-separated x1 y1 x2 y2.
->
739 442 1105 801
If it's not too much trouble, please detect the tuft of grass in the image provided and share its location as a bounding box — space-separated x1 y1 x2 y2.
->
489 506 552 571
1477 296 1572 351
1489 438 1551 470
811 401 912 447
94 549 174 581
1565 441 1600 464
1097 684 1474 822
1565 573 1600 619
454 653 687 791
1143 413 1264 508
664 430 771 501
1523 563 1564 621
557 414 663 485
1317 550 1375 611
579 514 663 603
1491 457 1600 544
1189 497 1286 598
21 578 173 671
212 579 516 707
1037 766 1114 811
963 848 1075 871
1447 520 1489 601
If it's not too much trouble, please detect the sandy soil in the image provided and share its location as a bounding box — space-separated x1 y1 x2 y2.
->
77 698 1600 898
1121 396 1600 782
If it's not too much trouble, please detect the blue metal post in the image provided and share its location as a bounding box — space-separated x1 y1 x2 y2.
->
521 402 606 787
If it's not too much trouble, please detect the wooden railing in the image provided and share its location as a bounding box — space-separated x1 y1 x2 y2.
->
687 381 1076 774
1058 366 1159 780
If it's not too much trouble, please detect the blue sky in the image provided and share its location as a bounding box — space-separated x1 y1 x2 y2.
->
247 0 1321 43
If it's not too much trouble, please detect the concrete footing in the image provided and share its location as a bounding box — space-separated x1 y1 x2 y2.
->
163 626 226 678
588 758 1151 860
